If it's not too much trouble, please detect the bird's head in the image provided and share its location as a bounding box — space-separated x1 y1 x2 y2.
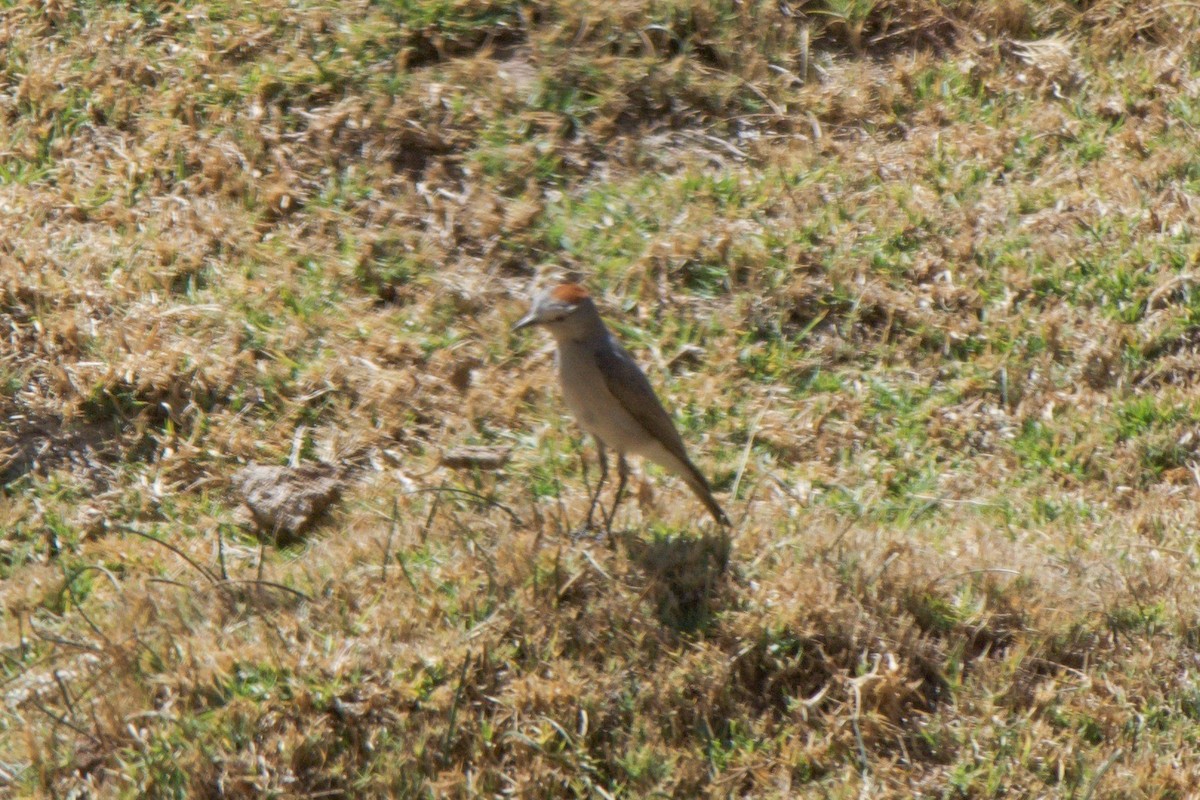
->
512 283 595 334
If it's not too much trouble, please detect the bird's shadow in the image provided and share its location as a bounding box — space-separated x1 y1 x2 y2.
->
622 528 732 632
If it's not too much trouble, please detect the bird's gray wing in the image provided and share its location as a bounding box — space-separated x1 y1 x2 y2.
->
595 338 730 526
593 341 690 462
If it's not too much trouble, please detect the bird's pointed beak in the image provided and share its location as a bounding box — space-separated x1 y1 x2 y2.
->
512 311 539 331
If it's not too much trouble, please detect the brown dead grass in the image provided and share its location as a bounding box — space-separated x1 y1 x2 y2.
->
5 0 1200 797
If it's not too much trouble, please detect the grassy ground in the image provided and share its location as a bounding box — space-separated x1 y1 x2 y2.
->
4 0 1200 796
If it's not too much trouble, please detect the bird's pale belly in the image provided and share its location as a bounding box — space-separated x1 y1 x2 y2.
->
555 341 691 478
559 354 645 454
563 380 638 449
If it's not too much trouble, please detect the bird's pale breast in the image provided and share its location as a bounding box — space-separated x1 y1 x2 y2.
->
557 341 650 454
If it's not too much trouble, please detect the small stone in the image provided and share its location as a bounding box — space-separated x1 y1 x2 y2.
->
233 463 344 541
440 446 511 471
667 344 705 372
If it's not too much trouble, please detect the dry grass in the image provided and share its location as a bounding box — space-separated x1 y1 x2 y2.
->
5 0 1200 796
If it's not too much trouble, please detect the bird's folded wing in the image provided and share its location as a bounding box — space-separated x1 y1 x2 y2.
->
593 343 690 462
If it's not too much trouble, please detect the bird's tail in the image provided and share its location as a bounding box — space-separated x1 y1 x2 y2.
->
680 459 731 527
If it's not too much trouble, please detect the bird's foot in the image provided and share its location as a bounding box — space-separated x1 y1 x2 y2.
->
569 519 617 547
568 525 603 543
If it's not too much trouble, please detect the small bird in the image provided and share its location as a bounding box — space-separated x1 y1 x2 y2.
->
513 283 730 530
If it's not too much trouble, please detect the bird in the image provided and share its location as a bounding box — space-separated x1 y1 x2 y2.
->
513 282 730 531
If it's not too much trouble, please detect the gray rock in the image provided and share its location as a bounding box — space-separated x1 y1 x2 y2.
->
233 463 343 540
439 446 511 471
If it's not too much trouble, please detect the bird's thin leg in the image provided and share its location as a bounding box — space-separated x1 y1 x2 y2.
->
604 453 630 539
585 438 608 531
